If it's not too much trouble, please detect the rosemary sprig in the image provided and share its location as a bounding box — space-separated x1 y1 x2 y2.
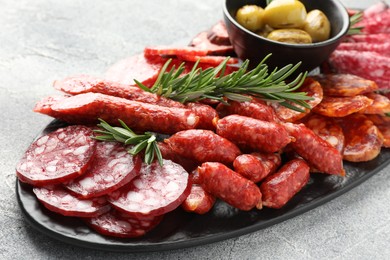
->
348 11 364 35
93 119 163 166
136 54 312 112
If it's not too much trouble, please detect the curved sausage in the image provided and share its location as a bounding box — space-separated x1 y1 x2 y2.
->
216 115 292 153
16 125 96 186
312 95 373 117
186 102 219 130
181 184 216 215
260 159 310 209
164 129 241 165
157 142 198 173
198 162 262 211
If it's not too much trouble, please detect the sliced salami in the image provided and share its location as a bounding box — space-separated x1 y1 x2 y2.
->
311 74 378 97
189 31 234 56
85 209 163 238
361 9 390 34
144 46 208 58
108 159 191 217
177 54 239 65
377 123 390 148
345 34 390 44
361 92 390 115
337 42 390 57
33 186 110 217
65 142 142 199
207 20 231 46
312 95 373 117
16 125 96 186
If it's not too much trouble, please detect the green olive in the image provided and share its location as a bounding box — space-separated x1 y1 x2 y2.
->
267 29 312 44
263 0 307 29
235 5 265 32
303 10 331 42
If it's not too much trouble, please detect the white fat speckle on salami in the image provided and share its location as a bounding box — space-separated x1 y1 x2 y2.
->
16 125 96 186
33 186 110 217
84 209 163 238
108 159 190 217
65 142 142 199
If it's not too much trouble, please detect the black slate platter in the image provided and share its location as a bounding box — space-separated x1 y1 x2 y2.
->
16 119 390 252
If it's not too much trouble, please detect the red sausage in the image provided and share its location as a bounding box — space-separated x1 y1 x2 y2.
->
206 20 231 46
186 102 219 130
157 142 198 173
216 115 292 153
189 31 234 56
164 129 241 165
16 125 96 186
260 159 310 209
198 162 262 211
283 123 345 176
312 95 373 117
34 93 199 135
181 184 216 215
64 142 142 199
233 152 281 183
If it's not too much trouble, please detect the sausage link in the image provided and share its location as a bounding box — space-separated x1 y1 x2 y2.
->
181 184 216 214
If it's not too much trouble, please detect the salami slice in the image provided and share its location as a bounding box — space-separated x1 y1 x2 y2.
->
65 142 142 198
271 77 323 122
312 95 373 117
233 152 281 183
337 42 390 57
198 162 262 211
108 159 191 217
33 186 110 217
16 125 96 186
377 123 390 148
177 54 239 65
338 114 384 162
35 93 199 134
260 159 310 209
164 129 241 165
345 34 390 44
311 74 378 97
361 9 390 34
207 20 231 46
181 184 216 215
144 46 208 58
283 123 344 176
85 209 163 238
216 115 292 153
361 92 390 115
189 31 234 56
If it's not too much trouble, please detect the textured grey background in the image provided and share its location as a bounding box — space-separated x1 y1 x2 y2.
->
1 0 389 259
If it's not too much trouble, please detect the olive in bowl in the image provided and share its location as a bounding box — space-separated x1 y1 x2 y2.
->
223 0 350 73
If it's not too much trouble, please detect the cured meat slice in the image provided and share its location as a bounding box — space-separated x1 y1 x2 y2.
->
104 53 166 87
366 114 390 125
312 95 373 117
54 75 186 108
311 74 378 97
185 102 219 130
377 123 390 148
327 50 390 92
177 54 239 65
338 114 384 162
216 115 292 153
198 162 262 211
65 142 142 198
164 129 241 165
85 209 163 238
284 123 344 176
361 9 390 34
271 77 323 122
337 42 390 57
363 1 389 18
301 114 345 153
361 92 390 115
181 184 216 214
233 152 281 183
16 125 96 186
108 159 191 217
35 93 199 135
33 186 110 217
260 159 310 209
345 33 390 44
33 95 70 118
189 31 234 56
157 142 198 172
216 98 279 122
207 21 231 46
144 46 208 58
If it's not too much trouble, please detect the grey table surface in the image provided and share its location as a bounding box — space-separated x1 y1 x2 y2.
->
1 0 389 259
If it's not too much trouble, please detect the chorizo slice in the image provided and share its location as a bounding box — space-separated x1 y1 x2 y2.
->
64 142 142 199
260 159 310 209
311 74 378 97
207 20 231 46
16 125 96 186
361 92 390 115
338 114 384 162
216 115 292 153
85 209 163 238
108 159 191 218
271 77 323 122
376 123 390 148
33 186 111 217
283 123 344 176
198 162 262 211
233 152 281 183
35 93 199 135
164 129 241 165
181 184 216 215
301 114 345 153
189 31 235 56
312 95 373 117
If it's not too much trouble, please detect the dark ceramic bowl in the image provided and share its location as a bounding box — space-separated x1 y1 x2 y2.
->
223 0 350 73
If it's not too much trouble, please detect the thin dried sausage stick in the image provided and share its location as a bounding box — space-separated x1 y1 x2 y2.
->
181 184 216 215
157 142 198 173
185 102 219 130
198 162 262 211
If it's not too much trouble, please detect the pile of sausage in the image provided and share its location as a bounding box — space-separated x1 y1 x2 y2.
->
17 2 390 239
